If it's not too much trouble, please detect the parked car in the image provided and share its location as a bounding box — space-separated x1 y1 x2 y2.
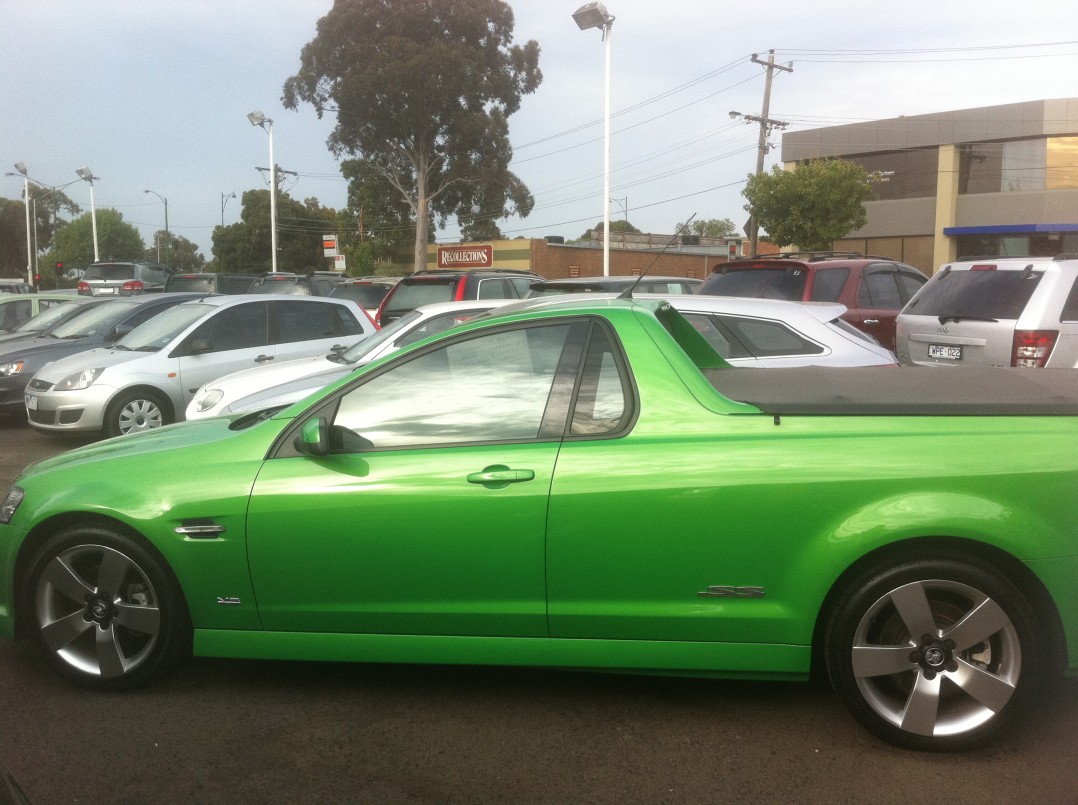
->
246 272 343 297
0 294 204 419
0 280 35 294
328 277 400 318
2 295 1076 753
165 273 257 294
0 297 101 346
25 295 376 437
77 261 172 296
895 255 1078 368
188 299 518 420
697 253 928 351
527 275 702 296
0 293 78 333
374 269 541 327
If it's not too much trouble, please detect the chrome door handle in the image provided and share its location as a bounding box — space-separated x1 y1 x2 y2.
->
863 319 880 325
254 354 275 363
467 466 536 488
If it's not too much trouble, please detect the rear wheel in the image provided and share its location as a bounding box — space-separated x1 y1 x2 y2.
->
23 526 190 690
105 390 169 437
824 555 1043 751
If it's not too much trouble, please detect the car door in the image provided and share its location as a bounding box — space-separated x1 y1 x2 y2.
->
245 319 588 637
174 301 273 409
270 299 365 362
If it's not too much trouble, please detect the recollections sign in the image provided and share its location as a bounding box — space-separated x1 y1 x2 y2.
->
437 244 493 269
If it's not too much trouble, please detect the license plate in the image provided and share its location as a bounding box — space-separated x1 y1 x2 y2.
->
928 344 962 361
25 395 37 411
98 287 117 294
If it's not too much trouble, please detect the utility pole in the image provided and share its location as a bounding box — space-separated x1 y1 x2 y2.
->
732 50 792 256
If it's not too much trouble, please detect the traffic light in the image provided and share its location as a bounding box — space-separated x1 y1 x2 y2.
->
34 273 41 285
55 261 63 272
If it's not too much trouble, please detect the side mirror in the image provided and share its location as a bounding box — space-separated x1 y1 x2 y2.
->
186 337 212 355
107 324 134 342
294 416 329 457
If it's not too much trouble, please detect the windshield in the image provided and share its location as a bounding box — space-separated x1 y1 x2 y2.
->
13 301 86 333
339 308 424 363
116 302 214 351
48 300 140 339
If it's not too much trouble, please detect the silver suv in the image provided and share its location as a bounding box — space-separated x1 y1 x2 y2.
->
895 255 1078 368
77 260 172 296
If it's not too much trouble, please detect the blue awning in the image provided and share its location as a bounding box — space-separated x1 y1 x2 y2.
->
943 223 1078 235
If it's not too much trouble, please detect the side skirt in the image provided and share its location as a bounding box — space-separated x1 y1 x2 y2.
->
194 630 810 681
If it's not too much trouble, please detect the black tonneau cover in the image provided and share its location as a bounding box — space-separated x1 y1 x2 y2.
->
704 366 1078 416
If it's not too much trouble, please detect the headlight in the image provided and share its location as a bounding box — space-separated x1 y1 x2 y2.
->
0 361 24 377
195 389 224 412
0 486 24 525
55 367 105 391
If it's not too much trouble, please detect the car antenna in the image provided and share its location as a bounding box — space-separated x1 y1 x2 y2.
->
618 213 697 300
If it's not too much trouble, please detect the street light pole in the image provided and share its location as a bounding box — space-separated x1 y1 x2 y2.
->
248 110 278 273
13 163 33 284
221 191 236 227
143 189 169 266
76 167 100 262
573 2 615 276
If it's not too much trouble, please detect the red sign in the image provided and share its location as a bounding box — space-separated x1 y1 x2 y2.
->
437 244 493 269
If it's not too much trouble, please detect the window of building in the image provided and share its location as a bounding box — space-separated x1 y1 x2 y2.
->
849 150 938 200
957 137 1078 194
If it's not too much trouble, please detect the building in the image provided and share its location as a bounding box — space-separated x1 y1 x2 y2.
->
781 98 1078 273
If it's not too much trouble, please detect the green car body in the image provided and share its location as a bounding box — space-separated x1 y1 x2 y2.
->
1 297 1075 751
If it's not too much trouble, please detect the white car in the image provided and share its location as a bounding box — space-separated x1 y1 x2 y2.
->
25 295 376 437
501 292 897 368
187 299 517 420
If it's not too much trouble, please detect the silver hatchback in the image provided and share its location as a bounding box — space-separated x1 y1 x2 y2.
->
895 256 1078 368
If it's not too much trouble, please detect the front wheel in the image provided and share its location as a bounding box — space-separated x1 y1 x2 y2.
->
23 526 191 690
105 390 170 437
824 556 1043 751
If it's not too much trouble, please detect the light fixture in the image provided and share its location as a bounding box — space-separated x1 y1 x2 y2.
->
248 110 279 272
10 163 32 283
572 3 615 276
75 167 100 262
144 190 169 266
221 191 237 226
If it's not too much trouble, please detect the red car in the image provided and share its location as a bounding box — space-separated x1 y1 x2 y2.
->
697 253 927 351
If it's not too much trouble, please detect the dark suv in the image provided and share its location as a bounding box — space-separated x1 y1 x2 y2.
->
697 253 927 350
247 272 343 297
165 273 257 294
375 269 541 326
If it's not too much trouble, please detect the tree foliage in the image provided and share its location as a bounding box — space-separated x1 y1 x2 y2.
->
212 189 340 274
689 218 738 239
282 0 542 271
0 189 81 278
742 160 874 250
53 209 145 267
149 231 206 272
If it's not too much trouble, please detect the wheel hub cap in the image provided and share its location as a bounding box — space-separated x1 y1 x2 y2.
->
85 596 116 627
912 634 958 679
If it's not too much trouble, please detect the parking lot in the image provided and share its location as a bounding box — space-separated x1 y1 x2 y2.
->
1 416 1077 802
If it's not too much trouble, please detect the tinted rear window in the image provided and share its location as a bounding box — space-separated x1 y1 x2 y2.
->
384 278 459 310
904 268 1043 320
167 276 216 293
84 264 135 280
331 283 394 307
700 268 807 301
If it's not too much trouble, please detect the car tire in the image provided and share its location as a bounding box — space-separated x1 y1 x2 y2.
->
23 525 191 690
823 554 1044 751
106 390 170 437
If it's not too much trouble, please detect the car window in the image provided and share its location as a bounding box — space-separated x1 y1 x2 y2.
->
167 275 217 293
271 301 339 344
858 272 902 308
685 312 823 358
118 303 215 350
189 302 268 352
396 308 492 348
681 313 751 359
903 269 1044 319
476 277 512 299
50 301 141 338
333 323 573 448
704 268 807 300
569 324 629 436
12 300 85 333
341 309 424 363
386 278 459 309
330 283 393 308
506 276 534 297
809 268 849 302
83 264 133 281
896 271 927 301
0 299 32 330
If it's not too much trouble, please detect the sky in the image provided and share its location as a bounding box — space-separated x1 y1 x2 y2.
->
3 0 1078 265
